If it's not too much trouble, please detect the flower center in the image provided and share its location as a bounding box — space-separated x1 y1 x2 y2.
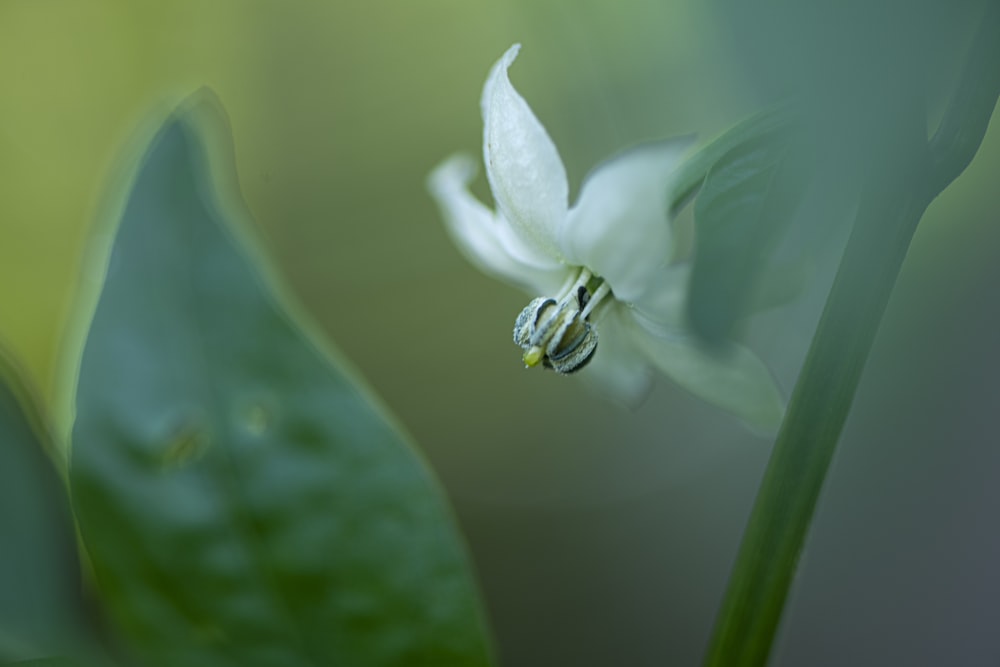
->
512 268 613 374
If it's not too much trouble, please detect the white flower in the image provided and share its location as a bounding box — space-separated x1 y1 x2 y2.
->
428 44 784 431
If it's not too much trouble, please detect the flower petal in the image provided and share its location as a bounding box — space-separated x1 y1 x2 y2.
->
629 312 785 432
562 138 695 305
482 44 569 260
582 306 654 407
428 154 570 295
627 262 691 331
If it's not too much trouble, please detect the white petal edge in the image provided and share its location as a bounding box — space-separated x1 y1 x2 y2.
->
428 154 570 296
627 262 691 331
629 312 785 433
482 44 569 261
563 137 696 305
581 306 654 407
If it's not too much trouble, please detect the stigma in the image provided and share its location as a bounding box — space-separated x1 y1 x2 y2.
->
512 268 613 374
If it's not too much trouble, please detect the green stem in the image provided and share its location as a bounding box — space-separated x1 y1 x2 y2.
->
702 5 1000 666
703 167 929 667
928 3 1000 195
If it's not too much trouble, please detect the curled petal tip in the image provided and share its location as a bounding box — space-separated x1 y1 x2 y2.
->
481 42 569 260
427 153 478 194
481 44 521 121
502 43 521 65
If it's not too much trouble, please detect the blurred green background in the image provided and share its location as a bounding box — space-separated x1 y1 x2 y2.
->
1 1 998 665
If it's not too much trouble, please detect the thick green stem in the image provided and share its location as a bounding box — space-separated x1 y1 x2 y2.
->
702 5 1000 665
703 167 930 667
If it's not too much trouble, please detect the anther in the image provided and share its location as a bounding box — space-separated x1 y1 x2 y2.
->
512 267 609 374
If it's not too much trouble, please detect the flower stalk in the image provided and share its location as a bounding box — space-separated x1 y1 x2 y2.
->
703 5 1000 665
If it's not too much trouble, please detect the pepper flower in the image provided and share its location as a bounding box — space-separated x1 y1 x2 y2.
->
428 44 784 430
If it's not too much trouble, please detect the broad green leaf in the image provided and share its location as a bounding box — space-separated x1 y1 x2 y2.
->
5 659 97 667
69 93 493 667
0 350 97 664
686 115 808 343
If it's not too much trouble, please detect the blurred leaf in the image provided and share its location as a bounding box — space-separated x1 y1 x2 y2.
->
686 119 808 342
69 93 493 667
669 104 794 214
0 350 96 663
5 659 95 667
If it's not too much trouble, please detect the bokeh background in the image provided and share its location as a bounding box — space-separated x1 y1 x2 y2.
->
1 1 998 665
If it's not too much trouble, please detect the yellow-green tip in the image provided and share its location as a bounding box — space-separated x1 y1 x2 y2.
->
523 346 544 368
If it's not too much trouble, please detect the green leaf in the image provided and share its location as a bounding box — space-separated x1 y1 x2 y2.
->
69 93 493 667
682 107 808 343
669 103 794 214
5 658 97 667
0 350 96 664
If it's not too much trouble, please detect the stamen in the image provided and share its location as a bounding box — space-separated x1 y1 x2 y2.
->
512 266 605 375
554 271 580 301
580 281 612 319
527 299 568 348
563 268 592 300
